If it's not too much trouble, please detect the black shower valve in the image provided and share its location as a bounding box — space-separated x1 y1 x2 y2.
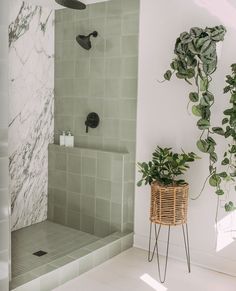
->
85 112 100 133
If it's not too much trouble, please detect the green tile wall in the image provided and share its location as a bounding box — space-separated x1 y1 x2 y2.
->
54 0 139 233
48 144 129 237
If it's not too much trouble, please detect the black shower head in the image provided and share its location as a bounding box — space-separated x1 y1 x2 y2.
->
76 31 98 50
55 0 86 10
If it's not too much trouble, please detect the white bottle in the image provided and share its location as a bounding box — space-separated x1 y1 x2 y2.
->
59 131 66 146
65 131 74 147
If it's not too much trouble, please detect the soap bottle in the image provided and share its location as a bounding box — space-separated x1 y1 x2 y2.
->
65 131 74 147
59 131 66 146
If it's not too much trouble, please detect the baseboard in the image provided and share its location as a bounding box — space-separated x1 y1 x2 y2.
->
134 233 236 277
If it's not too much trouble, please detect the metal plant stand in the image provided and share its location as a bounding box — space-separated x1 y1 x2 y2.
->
148 222 191 283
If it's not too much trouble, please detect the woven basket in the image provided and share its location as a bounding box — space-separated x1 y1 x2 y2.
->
150 182 189 226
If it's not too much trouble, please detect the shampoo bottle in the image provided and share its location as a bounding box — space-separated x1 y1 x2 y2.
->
59 131 66 146
65 131 74 147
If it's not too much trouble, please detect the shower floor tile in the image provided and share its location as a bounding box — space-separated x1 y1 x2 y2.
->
11 220 100 278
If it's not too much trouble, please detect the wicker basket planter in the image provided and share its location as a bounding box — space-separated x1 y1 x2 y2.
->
150 182 189 226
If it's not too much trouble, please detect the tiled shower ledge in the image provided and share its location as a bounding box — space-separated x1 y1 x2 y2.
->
10 232 133 291
49 143 129 155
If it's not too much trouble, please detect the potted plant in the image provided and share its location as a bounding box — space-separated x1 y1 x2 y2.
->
137 146 199 225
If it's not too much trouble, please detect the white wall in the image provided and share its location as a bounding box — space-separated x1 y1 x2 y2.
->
135 0 236 275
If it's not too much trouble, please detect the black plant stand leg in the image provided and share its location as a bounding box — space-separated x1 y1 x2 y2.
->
155 224 171 283
148 223 171 283
182 223 191 273
148 222 161 262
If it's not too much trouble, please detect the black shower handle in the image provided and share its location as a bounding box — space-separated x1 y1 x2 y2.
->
85 112 100 133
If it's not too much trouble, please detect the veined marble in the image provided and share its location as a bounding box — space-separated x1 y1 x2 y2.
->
9 0 54 231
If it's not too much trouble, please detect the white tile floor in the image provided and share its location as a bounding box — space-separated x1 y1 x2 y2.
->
53 247 236 291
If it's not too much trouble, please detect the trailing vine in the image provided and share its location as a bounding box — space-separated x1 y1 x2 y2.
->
163 25 234 203
222 64 236 211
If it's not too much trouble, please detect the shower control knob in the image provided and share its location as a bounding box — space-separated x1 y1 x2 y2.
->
85 112 100 133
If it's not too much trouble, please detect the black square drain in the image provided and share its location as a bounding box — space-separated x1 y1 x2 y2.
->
33 250 48 257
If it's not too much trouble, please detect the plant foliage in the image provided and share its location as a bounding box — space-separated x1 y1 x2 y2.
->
163 25 236 208
137 146 199 187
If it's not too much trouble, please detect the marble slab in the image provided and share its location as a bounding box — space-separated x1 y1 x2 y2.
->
9 0 54 231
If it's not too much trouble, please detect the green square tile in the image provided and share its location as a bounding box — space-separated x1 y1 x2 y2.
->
108 240 121 258
103 99 120 119
122 12 139 35
67 173 81 193
39 269 60 291
96 198 110 221
55 97 75 116
96 179 111 200
111 202 122 225
53 189 67 206
94 218 111 237
78 253 93 275
74 19 90 35
55 152 67 171
122 35 138 56
75 59 90 78
120 99 137 120
74 116 88 136
68 154 81 174
97 156 111 180
105 57 122 78
55 78 75 97
124 161 135 181
105 79 121 98
89 78 105 98
53 205 66 225
80 195 95 217
122 57 138 78
121 78 137 99
82 157 96 177
81 176 95 196
55 60 75 78
122 0 140 13
120 120 136 140
105 36 121 57
80 214 95 234
111 182 123 203
102 119 120 139
93 247 109 267
111 159 123 182
74 98 88 116
49 170 67 189
89 2 106 18
90 58 105 78
121 233 133 251
107 0 122 16
68 192 81 212
106 16 122 35
67 209 81 230
74 78 89 97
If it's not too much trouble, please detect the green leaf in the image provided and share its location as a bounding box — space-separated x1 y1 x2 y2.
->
197 119 210 130
219 172 227 178
223 86 231 93
221 158 230 165
192 105 202 117
222 118 228 125
225 201 236 212
189 92 199 102
209 174 221 187
210 152 218 163
197 139 213 153
212 127 225 135
164 70 172 81
200 78 209 91
216 189 224 195
137 180 143 187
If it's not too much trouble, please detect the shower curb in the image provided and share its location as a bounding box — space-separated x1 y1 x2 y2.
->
10 232 133 291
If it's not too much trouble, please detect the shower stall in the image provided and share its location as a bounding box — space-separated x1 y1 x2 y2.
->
7 0 139 290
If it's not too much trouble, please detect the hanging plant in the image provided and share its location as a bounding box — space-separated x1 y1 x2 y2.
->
222 64 236 211
163 25 230 202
